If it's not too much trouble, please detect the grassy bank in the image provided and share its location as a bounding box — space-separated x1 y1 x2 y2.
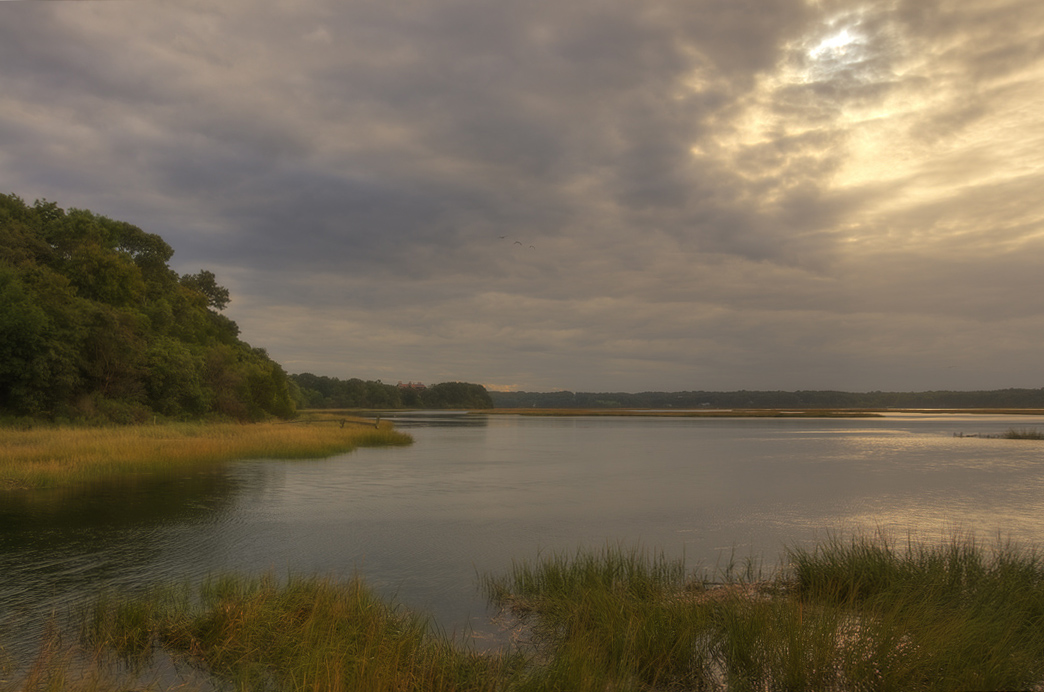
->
9 537 1044 691
0 416 412 491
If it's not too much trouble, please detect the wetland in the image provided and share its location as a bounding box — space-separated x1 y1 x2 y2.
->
3 411 1044 689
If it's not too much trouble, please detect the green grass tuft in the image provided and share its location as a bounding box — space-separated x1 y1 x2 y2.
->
10 537 1044 690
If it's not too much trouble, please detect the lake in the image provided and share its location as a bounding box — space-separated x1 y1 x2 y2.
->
3 412 1044 659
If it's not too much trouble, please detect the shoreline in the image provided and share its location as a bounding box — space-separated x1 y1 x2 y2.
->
0 415 413 491
480 407 1044 417
9 537 1044 691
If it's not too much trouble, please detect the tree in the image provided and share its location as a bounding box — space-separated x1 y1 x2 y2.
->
180 270 230 311
0 192 297 422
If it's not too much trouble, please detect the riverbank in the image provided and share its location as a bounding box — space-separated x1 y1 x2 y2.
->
7 537 1044 691
0 414 413 491
484 407 1044 418
486 407 886 417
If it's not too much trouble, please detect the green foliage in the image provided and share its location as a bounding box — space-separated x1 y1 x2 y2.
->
84 574 514 692
290 373 494 409
420 381 495 409
0 192 295 422
179 269 230 311
18 539 1044 690
485 540 1044 691
492 388 1044 409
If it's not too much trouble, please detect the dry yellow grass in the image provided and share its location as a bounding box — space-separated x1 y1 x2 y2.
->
0 417 412 491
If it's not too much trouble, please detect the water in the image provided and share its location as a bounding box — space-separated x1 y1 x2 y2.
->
3 412 1044 658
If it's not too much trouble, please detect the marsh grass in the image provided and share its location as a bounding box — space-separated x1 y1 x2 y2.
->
0 418 412 490
1003 427 1044 439
81 575 517 692
11 537 1044 690
0 616 196 692
487 538 1044 691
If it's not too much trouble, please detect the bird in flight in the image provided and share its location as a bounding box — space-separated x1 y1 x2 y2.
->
514 241 523 246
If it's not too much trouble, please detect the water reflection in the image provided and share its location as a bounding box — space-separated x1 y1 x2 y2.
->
0 469 243 659
3 412 1044 661
374 410 490 428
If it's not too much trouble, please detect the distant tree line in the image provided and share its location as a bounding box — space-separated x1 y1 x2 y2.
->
290 374 493 410
490 389 1044 410
0 193 295 423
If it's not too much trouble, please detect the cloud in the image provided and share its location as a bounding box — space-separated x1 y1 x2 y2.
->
2 0 1043 391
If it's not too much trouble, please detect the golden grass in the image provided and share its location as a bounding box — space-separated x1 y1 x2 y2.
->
0 416 412 491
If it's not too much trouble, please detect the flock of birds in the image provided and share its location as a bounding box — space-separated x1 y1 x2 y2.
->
500 235 535 249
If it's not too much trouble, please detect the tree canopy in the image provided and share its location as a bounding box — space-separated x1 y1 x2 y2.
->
489 388 1044 409
291 374 493 410
0 193 295 423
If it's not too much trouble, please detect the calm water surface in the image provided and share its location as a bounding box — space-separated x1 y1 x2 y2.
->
3 412 1044 656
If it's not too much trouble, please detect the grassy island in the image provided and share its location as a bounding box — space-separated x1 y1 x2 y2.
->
7 537 1044 691
0 415 412 491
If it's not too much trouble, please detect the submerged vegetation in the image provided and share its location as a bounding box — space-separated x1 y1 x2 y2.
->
954 427 1044 440
78 575 516 692
0 416 412 490
8 537 1044 691
1003 427 1044 439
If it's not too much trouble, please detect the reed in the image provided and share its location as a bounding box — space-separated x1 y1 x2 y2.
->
10 537 1044 690
82 574 517 692
487 539 1044 691
785 534 1044 690
0 616 188 692
1003 427 1044 439
0 418 412 490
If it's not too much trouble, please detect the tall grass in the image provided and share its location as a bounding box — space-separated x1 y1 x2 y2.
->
0 418 412 490
9 537 1044 690
786 534 1044 690
0 615 193 692
80 575 516 692
1004 427 1044 439
486 538 1044 691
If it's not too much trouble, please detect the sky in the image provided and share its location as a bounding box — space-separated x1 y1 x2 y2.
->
2 0 1043 393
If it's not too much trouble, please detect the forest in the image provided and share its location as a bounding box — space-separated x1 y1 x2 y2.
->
0 192 494 423
491 388 1044 410
0 193 295 423
290 373 494 410
6 191 1035 423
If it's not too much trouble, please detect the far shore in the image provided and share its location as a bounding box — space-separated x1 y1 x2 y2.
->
480 407 1044 417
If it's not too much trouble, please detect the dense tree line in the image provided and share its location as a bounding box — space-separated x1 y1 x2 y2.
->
491 388 1044 410
0 193 295 422
291 374 493 410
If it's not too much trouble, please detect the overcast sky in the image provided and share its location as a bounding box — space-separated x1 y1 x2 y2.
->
3 0 1043 393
